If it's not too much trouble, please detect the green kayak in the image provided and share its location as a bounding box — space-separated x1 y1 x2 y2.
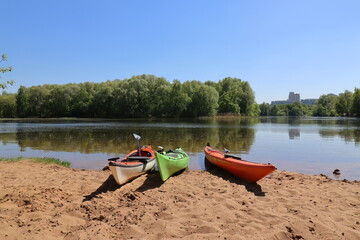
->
155 148 189 181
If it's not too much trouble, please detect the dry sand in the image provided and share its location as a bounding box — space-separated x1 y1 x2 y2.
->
0 160 359 240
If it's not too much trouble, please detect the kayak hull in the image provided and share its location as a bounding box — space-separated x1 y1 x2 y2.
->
204 146 275 183
155 148 189 181
108 146 156 185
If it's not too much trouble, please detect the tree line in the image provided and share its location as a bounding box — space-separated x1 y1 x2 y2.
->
0 75 259 118
0 74 359 118
259 89 360 117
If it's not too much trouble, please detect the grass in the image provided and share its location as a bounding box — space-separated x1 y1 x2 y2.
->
0 157 71 168
0 156 24 162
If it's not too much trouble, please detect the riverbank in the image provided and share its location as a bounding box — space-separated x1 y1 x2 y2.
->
0 160 359 240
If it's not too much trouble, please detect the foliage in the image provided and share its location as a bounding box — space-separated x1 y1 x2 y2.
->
182 80 219 117
249 103 261 116
313 94 338 117
1 73 358 118
336 90 353 117
260 102 316 117
219 92 240 114
0 92 16 117
217 77 257 116
0 54 14 89
13 75 253 118
269 104 288 116
259 103 271 116
167 80 191 117
352 88 360 117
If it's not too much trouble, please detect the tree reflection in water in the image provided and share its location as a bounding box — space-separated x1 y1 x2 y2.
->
7 118 257 155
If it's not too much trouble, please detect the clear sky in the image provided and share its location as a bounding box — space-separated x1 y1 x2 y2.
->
2 0 360 103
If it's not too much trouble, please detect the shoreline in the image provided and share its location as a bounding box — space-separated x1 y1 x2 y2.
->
0 160 359 239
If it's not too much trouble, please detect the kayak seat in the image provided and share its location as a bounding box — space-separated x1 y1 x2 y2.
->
224 154 242 160
126 156 151 162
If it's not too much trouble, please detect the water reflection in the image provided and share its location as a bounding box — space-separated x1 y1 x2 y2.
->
0 118 360 180
5 119 256 155
0 118 359 155
257 116 360 127
319 129 360 146
288 129 300 140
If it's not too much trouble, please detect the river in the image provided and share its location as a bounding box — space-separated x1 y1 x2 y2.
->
0 117 359 180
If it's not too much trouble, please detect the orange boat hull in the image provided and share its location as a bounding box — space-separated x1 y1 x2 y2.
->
204 146 275 183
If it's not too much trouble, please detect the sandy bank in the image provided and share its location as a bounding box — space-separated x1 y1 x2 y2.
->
0 160 359 239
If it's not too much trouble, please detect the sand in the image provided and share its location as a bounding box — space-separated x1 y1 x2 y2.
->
0 160 359 240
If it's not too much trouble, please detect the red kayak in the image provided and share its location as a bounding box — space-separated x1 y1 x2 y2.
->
204 146 276 183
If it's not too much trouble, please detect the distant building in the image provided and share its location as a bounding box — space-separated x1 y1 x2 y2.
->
271 100 292 105
288 92 300 103
271 92 317 105
301 99 317 105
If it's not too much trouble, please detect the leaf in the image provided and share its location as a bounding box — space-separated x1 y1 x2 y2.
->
1 54 7 61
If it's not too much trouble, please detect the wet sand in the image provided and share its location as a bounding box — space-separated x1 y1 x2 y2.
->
0 160 359 240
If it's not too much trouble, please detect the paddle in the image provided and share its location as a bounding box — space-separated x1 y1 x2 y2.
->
208 143 242 160
223 147 243 160
133 133 141 156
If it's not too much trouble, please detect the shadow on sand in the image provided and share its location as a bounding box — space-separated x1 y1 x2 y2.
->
83 159 266 202
83 169 165 201
83 173 119 202
136 168 188 191
204 157 266 196
135 171 163 192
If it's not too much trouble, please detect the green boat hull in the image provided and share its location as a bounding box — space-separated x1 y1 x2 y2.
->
155 148 189 181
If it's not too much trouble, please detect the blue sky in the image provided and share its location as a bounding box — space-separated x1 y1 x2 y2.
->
2 0 360 103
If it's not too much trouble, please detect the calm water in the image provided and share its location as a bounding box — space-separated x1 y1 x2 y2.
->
0 117 359 180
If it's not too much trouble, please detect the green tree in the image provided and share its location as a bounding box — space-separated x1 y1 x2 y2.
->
217 77 256 116
89 82 115 117
191 84 219 116
16 86 29 117
182 80 219 117
352 88 360 117
0 54 14 89
48 85 69 117
66 83 91 117
313 94 338 117
336 90 353 117
74 82 96 117
288 102 305 116
270 104 288 116
167 80 191 117
26 86 51 117
10 75 260 118
249 103 260 116
259 103 271 116
0 92 16 117
218 92 240 114
218 77 242 114
116 75 152 117
240 81 256 115
204 80 221 92
147 76 172 117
